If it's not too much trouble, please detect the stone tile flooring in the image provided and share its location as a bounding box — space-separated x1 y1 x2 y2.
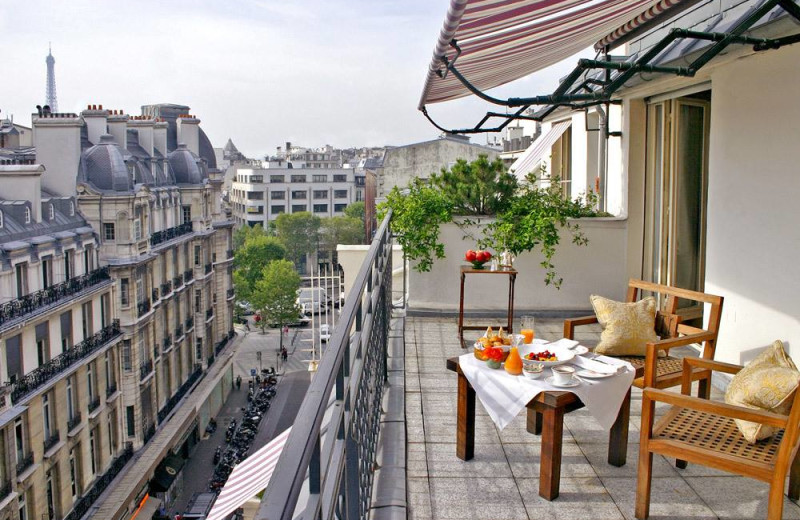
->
405 316 800 520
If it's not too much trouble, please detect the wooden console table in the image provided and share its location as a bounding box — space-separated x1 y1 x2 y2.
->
458 266 517 349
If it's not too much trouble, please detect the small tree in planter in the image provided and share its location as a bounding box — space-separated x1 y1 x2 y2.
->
380 156 599 288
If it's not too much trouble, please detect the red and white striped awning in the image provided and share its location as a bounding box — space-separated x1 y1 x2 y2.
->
206 427 292 520
509 120 571 178
419 0 673 108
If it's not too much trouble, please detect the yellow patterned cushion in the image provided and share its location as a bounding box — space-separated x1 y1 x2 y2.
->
725 340 800 443
590 295 659 356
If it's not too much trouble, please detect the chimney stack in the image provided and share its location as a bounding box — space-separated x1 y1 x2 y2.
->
0 160 45 222
154 119 168 157
177 115 201 156
32 111 82 196
107 111 129 149
81 105 109 145
128 116 155 156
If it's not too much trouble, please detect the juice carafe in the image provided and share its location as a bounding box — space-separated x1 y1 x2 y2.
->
505 346 523 376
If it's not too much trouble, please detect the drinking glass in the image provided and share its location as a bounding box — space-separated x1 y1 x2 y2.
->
520 316 535 344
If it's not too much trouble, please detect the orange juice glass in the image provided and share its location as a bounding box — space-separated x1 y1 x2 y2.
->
521 329 534 344
520 316 535 344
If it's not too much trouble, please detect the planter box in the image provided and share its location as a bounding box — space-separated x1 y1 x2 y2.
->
408 217 629 312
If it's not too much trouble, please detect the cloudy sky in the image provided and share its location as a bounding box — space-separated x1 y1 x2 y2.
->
0 0 581 158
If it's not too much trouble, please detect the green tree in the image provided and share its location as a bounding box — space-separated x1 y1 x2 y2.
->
320 215 365 253
275 212 321 265
233 223 267 251
251 260 301 348
430 154 517 215
233 234 286 302
343 201 365 222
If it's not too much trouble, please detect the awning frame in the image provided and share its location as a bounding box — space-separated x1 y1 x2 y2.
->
421 0 800 134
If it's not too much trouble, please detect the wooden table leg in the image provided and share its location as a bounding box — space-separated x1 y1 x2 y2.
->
526 408 543 435
608 388 630 467
539 405 564 500
457 371 475 461
458 272 466 348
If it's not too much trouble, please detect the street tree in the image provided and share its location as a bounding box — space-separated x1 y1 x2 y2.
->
343 201 365 222
275 212 321 266
319 215 365 260
233 223 267 251
251 260 301 351
233 234 286 303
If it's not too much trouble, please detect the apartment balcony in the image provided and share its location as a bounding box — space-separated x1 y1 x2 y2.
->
205 308 213 321
106 381 118 399
185 316 194 331
214 336 229 355
204 262 212 275
151 287 159 303
87 395 101 414
173 274 183 289
137 299 151 317
174 325 184 339
163 335 173 351
161 281 172 296
153 343 160 359
10 320 122 403
139 359 154 380
43 430 60 454
149 222 193 247
157 365 202 424
184 269 194 283
227 249 234 259
0 266 110 329
0 481 10 502
227 288 235 300
143 423 156 444
67 412 82 434
62 443 133 520
15 452 33 475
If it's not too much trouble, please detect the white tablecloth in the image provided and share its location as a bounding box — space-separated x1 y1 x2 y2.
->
458 350 635 430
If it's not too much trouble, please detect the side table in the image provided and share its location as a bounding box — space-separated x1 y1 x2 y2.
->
458 265 517 349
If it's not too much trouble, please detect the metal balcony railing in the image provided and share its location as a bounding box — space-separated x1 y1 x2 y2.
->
174 275 183 288
215 336 228 355
137 299 151 317
0 266 110 328
0 480 10 502
11 320 121 403
257 211 394 520
149 222 193 247
143 423 155 444
67 412 82 432
152 288 159 303
206 308 213 320
139 359 153 380
106 381 117 398
204 263 212 274
157 366 202 424
63 443 133 520
184 269 194 282
161 281 172 296
163 335 172 350
15 451 33 475
227 288 235 299
175 325 184 339
43 430 60 453
227 249 234 259
185 317 194 330
88 396 101 413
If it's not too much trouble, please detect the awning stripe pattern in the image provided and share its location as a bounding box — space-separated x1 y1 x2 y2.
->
206 426 292 520
419 0 665 108
594 0 689 50
509 120 571 178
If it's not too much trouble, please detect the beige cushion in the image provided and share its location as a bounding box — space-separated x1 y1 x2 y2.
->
725 340 800 443
590 295 659 356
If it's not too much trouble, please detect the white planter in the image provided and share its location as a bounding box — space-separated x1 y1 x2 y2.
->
408 217 629 312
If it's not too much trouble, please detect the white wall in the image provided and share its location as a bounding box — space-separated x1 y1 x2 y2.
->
704 44 800 364
407 218 628 312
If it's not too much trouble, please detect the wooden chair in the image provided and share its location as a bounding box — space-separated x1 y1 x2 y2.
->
564 279 724 397
636 357 800 520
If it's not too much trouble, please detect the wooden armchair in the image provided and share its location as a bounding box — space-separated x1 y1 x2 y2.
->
636 357 800 519
564 279 724 397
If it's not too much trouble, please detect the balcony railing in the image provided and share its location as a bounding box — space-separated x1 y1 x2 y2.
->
184 269 194 282
106 381 117 398
43 430 60 453
206 308 214 321
11 320 122 403
175 325 184 339
88 396 101 413
67 412 82 432
227 249 234 259
139 359 153 380
157 365 202 424
161 281 172 296
16 451 33 475
153 343 160 359
137 299 151 317
204 263 212 274
63 443 133 520
174 275 183 288
0 266 110 328
152 287 159 302
257 211 393 520
207 354 215 366
143 423 155 444
185 317 194 331
149 222 193 247
227 288 235 299
215 336 229 355
163 335 173 350
0 480 10 502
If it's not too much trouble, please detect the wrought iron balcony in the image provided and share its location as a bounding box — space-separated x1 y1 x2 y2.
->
163 335 172 350
15 451 33 474
227 288 235 299
227 248 234 259
67 412 82 432
206 308 213 320
149 222 193 247
10 320 121 403
204 263 212 274
106 381 117 398
0 480 10 502
207 354 215 366
185 316 194 330
88 396 101 413
157 365 202 424
137 299 151 317
152 287 159 302
215 336 228 355
43 430 60 453
139 359 153 380
143 423 155 444
63 443 133 520
153 343 160 359
161 281 172 296
174 325 184 339
173 275 183 288
184 269 193 282
0 266 110 328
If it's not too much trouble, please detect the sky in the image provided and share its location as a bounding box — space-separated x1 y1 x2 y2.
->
0 0 583 159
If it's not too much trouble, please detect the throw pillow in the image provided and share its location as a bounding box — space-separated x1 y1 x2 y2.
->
725 340 800 443
590 295 659 356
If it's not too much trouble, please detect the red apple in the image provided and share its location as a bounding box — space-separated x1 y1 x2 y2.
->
465 250 477 262
475 250 487 262
483 250 492 260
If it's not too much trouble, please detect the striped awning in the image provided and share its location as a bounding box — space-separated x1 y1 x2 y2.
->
419 0 674 108
509 120 571 178
206 427 292 520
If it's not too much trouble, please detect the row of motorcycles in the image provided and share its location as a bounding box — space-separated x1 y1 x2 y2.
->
209 380 277 491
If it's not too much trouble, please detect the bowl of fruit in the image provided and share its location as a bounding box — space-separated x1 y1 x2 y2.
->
474 327 511 361
465 249 492 269
519 345 575 367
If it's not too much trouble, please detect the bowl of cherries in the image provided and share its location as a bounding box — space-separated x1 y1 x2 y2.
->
465 249 492 269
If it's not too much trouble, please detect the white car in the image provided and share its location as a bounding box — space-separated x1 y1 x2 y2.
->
320 324 331 343
297 288 329 315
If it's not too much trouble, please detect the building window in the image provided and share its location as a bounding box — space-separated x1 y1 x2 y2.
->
133 219 142 241
14 418 25 464
46 470 57 519
290 175 306 183
43 393 52 440
122 340 132 371
42 256 53 288
67 377 75 421
194 245 201 265
271 205 285 214
356 191 363 202
107 414 115 456
49 204 55 220
86 362 95 402
89 429 97 476
121 278 130 306
313 204 328 213
334 203 347 213
84 246 94 273
103 223 115 241
334 189 348 199
18 492 27 520
195 290 202 313
64 250 74 281
270 191 285 200
333 174 347 182
15 262 28 297
250 175 263 183
24 206 31 224
291 191 306 200
292 204 306 213
126 406 135 437
269 175 284 183
69 450 79 499
313 190 327 199
247 191 264 200
312 174 327 182
182 205 192 224
36 322 49 366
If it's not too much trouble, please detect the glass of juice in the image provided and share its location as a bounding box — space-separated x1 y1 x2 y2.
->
520 316 535 344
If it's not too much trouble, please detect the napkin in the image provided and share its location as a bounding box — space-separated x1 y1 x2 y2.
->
571 355 622 374
545 338 580 350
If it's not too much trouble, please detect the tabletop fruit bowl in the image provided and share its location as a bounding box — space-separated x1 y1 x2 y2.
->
519 345 575 367
465 249 492 269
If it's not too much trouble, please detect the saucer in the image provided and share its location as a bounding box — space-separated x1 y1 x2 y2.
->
572 345 589 356
576 368 614 379
546 375 580 388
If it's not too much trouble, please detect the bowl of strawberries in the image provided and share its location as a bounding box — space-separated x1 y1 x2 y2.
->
465 249 492 269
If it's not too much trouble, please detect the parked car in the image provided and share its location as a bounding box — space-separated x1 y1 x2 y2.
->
182 492 217 519
236 300 254 315
320 324 331 342
297 287 330 315
269 314 310 328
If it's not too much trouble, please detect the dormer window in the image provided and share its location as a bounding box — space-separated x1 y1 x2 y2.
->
49 204 55 220
25 207 31 224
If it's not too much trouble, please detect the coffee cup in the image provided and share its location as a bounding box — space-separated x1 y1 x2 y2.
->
551 365 575 385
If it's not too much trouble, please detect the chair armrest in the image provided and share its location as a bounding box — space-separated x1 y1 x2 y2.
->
642 387 788 430
680 357 742 395
642 331 719 387
563 315 598 339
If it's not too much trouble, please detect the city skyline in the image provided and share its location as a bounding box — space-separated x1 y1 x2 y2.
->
0 0 580 158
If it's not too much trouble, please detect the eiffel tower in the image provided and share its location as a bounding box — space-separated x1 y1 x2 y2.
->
45 43 58 112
